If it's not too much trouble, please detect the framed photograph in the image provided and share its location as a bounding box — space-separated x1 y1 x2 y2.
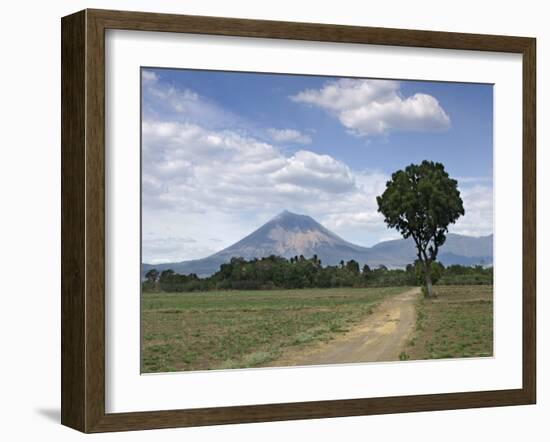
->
61 9 536 433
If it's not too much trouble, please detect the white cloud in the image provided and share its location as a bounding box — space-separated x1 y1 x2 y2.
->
141 116 395 259
323 211 383 229
142 121 357 214
451 185 493 237
142 235 220 264
455 176 493 184
291 79 450 137
320 177 493 245
142 74 244 129
141 77 489 262
142 116 492 260
141 70 158 83
316 171 393 245
292 79 399 112
267 128 312 144
271 150 355 193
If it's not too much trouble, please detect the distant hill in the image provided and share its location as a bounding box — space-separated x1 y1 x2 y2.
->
142 210 493 277
371 232 493 267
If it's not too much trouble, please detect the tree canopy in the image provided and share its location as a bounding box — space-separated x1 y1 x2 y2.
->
376 160 464 297
142 257 491 293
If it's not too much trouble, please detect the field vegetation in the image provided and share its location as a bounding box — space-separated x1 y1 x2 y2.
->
141 287 405 373
403 285 493 360
141 257 493 373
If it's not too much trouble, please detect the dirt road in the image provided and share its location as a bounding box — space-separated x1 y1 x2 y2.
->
270 287 421 367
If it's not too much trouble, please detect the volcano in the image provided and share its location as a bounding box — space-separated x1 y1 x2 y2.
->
142 210 493 277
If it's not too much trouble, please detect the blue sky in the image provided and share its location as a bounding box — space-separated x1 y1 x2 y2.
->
141 68 493 264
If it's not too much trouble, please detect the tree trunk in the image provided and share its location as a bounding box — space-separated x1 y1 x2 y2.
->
425 271 433 298
423 260 433 298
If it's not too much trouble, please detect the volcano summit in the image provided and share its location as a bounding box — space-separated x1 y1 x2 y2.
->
142 211 492 277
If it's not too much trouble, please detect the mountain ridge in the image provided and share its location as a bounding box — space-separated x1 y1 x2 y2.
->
143 211 493 277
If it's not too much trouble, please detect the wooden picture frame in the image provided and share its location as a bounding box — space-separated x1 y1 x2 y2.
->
61 8 536 433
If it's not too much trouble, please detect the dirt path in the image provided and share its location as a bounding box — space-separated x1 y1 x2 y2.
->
270 287 421 367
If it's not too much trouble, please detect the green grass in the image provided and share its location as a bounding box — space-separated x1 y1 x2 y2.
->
141 287 406 373
406 285 493 360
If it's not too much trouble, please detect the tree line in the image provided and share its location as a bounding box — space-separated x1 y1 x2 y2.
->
142 255 492 293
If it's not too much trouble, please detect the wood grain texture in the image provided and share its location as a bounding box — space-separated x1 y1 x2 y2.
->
85 9 107 432
61 10 86 432
522 38 536 404
89 8 532 52
61 8 537 433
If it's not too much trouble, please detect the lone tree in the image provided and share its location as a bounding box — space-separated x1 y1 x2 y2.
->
376 160 464 297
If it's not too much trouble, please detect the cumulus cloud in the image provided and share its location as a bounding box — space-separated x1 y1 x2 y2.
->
316 171 392 243
324 211 383 229
451 185 493 237
141 116 385 259
142 121 357 214
291 79 450 137
141 74 490 262
271 150 355 193
142 114 492 259
141 69 159 83
319 175 493 244
267 128 312 144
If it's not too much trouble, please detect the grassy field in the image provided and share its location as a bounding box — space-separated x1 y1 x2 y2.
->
141 287 406 373
403 285 493 360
